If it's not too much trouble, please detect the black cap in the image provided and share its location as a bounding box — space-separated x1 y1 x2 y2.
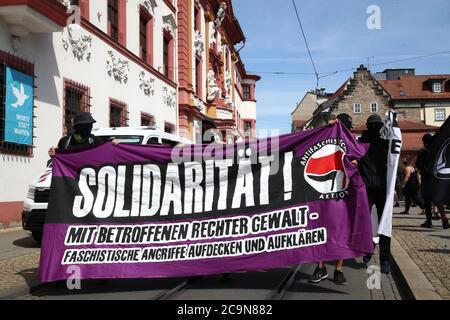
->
366 114 383 124
337 113 353 129
73 112 96 126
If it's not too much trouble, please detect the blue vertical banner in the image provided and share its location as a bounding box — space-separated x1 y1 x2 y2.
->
4 67 34 145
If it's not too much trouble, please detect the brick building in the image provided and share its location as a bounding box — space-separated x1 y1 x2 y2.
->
306 65 441 160
378 74 450 127
177 0 260 144
309 65 391 128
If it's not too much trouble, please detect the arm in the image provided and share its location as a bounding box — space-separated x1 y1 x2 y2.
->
49 137 66 157
402 166 411 188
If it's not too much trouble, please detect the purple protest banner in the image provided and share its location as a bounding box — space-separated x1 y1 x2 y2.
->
39 123 373 282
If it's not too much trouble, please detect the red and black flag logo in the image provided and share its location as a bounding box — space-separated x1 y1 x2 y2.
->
304 145 349 194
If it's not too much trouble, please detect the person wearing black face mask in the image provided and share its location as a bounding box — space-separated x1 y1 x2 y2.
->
358 115 391 274
48 112 104 157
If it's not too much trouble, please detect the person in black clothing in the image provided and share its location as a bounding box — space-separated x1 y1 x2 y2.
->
400 158 425 215
358 115 391 274
416 133 450 229
48 112 116 285
309 114 354 286
48 112 104 157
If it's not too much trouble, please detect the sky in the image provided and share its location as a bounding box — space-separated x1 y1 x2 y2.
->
232 0 450 134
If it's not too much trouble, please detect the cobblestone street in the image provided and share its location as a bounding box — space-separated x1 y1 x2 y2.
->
0 229 40 297
0 228 401 300
393 207 450 300
1 207 448 300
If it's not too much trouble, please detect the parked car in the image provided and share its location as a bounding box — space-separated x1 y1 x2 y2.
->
22 127 192 242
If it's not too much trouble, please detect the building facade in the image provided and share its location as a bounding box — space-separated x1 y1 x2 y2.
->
0 0 259 227
305 65 442 160
177 0 259 144
310 65 391 128
377 73 450 127
291 89 328 132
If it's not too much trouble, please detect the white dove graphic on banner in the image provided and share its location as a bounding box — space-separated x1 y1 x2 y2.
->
11 83 30 108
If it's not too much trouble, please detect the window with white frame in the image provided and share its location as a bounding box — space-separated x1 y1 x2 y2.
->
435 109 446 121
353 103 362 114
370 102 379 113
433 82 442 93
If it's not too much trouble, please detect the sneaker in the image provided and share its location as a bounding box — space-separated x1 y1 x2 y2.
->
381 261 391 274
363 255 372 264
394 203 400 208
442 217 450 230
308 267 328 283
433 214 441 220
421 222 433 228
333 270 348 286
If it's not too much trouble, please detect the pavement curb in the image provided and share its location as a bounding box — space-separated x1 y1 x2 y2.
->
390 236 442 300
0 227 22 234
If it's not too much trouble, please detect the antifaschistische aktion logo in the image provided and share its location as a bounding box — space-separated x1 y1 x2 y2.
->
301 139 350 200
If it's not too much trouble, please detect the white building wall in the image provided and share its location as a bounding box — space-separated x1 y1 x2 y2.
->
0 20 12 52
239 100 257 120
236 78 257 120
0 0 178 204
89 0 107 33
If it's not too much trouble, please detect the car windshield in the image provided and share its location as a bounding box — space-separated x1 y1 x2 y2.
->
97 135 144 144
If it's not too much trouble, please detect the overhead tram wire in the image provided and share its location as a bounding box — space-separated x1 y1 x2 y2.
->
291 0 320 89
371 50 450 68
317 50 450 78
246 49 450 77
155 50 450 78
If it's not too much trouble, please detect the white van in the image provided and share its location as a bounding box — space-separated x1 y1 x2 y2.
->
22 127 192 242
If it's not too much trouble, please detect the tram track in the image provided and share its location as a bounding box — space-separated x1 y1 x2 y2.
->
266 264 301 300
151 265 302 301
10 265 302 300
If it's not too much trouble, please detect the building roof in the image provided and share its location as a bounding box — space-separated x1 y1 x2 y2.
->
378 75 450 100
291 91 313 115
352 120 439 133
313 79 350 115
245 73 262 81
352 120 439 152
402 132 431 153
